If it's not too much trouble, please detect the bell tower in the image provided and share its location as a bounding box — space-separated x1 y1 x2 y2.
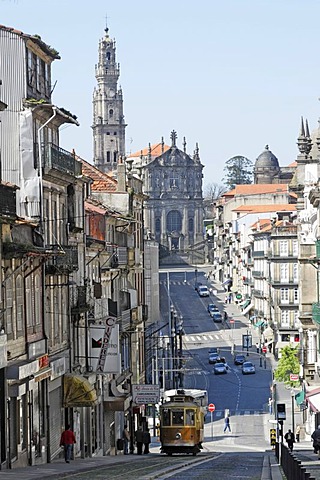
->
92 26 126 173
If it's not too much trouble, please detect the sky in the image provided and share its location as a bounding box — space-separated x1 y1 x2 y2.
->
2 0 320 187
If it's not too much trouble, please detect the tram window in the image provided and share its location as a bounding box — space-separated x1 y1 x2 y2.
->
186 409 195 426
172 410 184 425
162 409 170 426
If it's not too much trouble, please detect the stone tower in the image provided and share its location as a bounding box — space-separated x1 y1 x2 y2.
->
92 26 126 173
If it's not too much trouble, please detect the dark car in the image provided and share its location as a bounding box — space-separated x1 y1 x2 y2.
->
212 312 223 323
208 353 221 364
207 303 219 317
234 354 246 365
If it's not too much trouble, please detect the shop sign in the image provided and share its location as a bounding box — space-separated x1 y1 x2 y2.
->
132 384 160 405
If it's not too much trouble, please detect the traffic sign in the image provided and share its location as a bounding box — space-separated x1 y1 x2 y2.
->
208 403 215 412
290 373 299 382
236 294 242 300
262 346 267 354
229 319 235 324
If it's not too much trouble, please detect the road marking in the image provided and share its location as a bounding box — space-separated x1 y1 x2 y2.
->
203 335 208 340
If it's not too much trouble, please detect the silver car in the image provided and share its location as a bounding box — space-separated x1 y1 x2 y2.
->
213 362 228 374
242 361 256 375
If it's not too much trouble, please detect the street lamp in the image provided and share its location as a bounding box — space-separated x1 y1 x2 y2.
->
194 268 198 289
177 315 184 388
291 389 295 434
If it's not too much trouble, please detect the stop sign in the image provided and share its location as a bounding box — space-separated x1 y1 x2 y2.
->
208 403 215 412
262 346 267 354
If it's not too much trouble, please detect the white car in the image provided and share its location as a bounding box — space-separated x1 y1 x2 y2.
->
242 361 256 375
198 286 209 297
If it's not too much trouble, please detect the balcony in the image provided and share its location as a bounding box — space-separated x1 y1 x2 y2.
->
312 303 320 326
252 250 265 258
45 245 79 274
252 289 265 298
0 184 16 218
71 285 91 314
42 143 82 177
252 270 264 278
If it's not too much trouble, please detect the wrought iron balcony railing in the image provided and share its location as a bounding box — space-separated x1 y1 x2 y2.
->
42 143 82 176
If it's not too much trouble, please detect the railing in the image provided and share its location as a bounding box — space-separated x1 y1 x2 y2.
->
42 143 82 176
252 250 265 258
45 245 79 274
277 442 316 480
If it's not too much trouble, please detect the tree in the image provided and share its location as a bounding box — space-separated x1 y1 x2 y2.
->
223 155 253 189
273 346 300 387
203 182 226 219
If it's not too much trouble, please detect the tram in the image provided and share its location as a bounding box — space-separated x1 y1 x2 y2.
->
159 389 207 456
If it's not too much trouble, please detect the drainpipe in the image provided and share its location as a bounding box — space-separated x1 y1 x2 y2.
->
37 106 57 229
36 106 57 464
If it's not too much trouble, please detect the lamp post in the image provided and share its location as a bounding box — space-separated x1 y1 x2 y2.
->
178 315 184 388
291 389 295 434
167 272 173 387
194 268 198 289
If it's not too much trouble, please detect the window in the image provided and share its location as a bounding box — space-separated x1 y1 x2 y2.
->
155 218 161 232
292 240 298 256
26 276 32 327
294 288 299 303
169 175 179 188
5 275 13 335
107 151 110 162
279 240 288 257
167 210 182 232
185 409 195 426
280 263 289 282
113 151 117 162
293 263 298 282
172 410 184 426
280 288 289 304
162 409 170 426
109 109 113 117
16 275 23 332
34 274 41 326
188 218 194 232
281 310 290 327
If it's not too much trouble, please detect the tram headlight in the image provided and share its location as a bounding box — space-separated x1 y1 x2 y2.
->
175 432 181 439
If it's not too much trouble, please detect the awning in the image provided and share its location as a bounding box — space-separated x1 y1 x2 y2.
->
263 327 274 339
104 396 131 412
254 320 265 328
241 299 251 310
242 303 254 315
306 391 320 413
63 374 97 407
295 391 305 406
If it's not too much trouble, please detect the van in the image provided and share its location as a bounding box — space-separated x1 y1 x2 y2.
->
198 286 209 297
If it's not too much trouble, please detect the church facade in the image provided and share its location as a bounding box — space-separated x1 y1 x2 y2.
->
128 132 205 262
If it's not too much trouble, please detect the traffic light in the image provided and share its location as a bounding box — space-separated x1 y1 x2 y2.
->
276 403 286 420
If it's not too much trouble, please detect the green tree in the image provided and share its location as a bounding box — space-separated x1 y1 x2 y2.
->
274 346 300 387
223 155 253 189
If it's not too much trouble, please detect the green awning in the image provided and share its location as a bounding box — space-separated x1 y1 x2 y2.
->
254 320 265 328
241 299 251 309
295 391 305 406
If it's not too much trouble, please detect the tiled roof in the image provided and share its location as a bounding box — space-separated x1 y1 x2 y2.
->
129 143 170 158
287 161 297 167
79 157 118 192
233 204 296 213
224 184 290 197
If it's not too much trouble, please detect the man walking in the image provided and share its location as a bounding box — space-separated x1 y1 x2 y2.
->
284 429 294 452
135 426 144 455
311 425 320 457
60 425 76 463
224 416 231 433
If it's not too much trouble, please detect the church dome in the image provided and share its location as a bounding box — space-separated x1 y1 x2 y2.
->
255 145 279 169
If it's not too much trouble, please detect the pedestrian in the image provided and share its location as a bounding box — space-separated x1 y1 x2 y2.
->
295 425 300 443
284 429 295 452
223 416 231 433
228 294 232 304
60 424 76 463
143 427 151 454
311 425 320 457
135 426 144 455
123 424 130 454
224 311 228 323
268 397 273 415
256 342 260 354
225 295 228 304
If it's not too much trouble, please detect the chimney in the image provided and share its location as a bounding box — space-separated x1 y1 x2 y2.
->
117 155 126 192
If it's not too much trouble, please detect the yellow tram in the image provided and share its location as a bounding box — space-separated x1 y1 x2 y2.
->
159 389 207 456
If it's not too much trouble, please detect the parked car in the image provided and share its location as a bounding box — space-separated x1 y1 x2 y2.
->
208 347 219 354
234 354 246 365
208 353 221 364
242 361 256 375
207 303 219 316
198 285 209 297
213 362 228 374
212 312 223 323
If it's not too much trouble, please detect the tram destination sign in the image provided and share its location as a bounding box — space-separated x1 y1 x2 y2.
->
132 384 160 405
